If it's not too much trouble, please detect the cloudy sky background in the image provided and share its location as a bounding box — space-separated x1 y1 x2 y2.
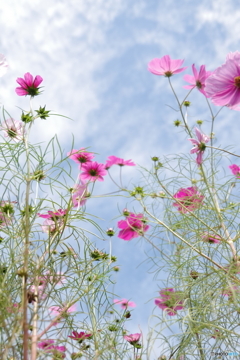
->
1 0 240 358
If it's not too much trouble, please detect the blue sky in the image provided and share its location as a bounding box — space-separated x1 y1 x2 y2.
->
1 0 240 358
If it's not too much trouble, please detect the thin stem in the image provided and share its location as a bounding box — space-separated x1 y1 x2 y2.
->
206 145 240 158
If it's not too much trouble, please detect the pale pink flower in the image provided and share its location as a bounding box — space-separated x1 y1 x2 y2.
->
68 331 92 342
49 304 77 316
105 155 136 169
173 187 204 213
222 285 239 297
80 161 107 182
16 72 43 97
188 128 210 166
183 64 212 96
1 118 25 142
229 164 240 178
0 54 8 77
124 333 141 345
113 298 136 309
117 213 149 241
41 218 64 234
155 288 184 316
205 51 240 108
67 148 94 167
72 182 88 207
202 233 221 244
148 55 187 77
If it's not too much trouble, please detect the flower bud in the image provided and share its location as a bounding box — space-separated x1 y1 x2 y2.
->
106 228 115 237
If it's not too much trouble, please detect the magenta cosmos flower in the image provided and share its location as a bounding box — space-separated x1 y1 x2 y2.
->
1 118 25 142
113 298 136 309
229 164 240 178
124 333 141 345
117 213 150 241
80 161 107 182
68 331 92 343
205 51 240 108
105 155 136 169
173 187 204 213
0 54 8 77
183 64 212 96
38 209 67 220
188 127 210 166
15 72 43 97
148 55 187 77
38 339 55 350
67 148 94 167
202 233 221 244
155 288 184 316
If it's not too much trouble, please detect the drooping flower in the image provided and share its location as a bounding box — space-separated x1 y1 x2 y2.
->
117 213 149 241
155 288 184 316
1 118 25 142
0 54 8 77
113 298 136 309
173 187 204 213
15 72 43 97
183 64 212 96
124 333 141 345
205 51 240 108
67 148 94 167
229 164 240 178
148 55 187 77
68 331 92 343
105 155 136 169
72 182 88 207
188 128 210 166
80 161 107 182
202 233 221 244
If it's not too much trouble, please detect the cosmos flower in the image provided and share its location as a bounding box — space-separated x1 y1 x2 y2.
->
123 333 141 345
173 187 204 213
0 54 8 77
67 148 94 167
183 64 212 96
105 155 136 169
188 127 210 166
68 331 92 343
37 339 55 350
205 51 240 108
37 209 67 220
155 288 184 316
148 55 187 77
15 72 43 97
202 233 221 244
1 118 25 142
113 298 136 309
72 182 88 207
229 164 240 178
80 161 107 182
117 213 149 241
49 304 77 316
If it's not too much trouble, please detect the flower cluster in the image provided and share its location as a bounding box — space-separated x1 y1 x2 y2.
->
117 212 149 240
173 186 204 213
155 288 184 316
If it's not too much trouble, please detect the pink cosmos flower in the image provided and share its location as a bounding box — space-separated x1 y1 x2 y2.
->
173 187 204 213
113 298 136 309
155 288 184 316
202 233 221 244
80 161 107 182
72 182 88 207
38 339 55 350
67 148 94 167
117 213 150 241
38 340 66 357
148 55 187 77
124 333 141 345
205 51 240 108
38 209 67 219
183 64 212 96
68 331 92 343
1 118 25 142
229 164 240 178
41 218 64 234
49 304 77 316
188 128 210 166
15 72 43 97
105 155 136 169
0 54 8 77
222 285 239 297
